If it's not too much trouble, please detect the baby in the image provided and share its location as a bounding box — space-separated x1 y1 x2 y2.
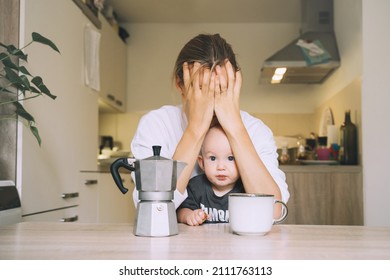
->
177 125 244 226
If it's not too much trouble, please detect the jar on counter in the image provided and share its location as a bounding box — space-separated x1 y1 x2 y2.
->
296 138 306 160
279 145 290 164
316 136 330 160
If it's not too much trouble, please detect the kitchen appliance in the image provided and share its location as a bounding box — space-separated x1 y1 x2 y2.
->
260 0 340 84
99 135 114 154
0 180 22 226
110 146 186 237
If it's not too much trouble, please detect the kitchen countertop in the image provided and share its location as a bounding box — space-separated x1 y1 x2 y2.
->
81 165 131 173
1 222 389 260
280 164 362 173
88 164 362 174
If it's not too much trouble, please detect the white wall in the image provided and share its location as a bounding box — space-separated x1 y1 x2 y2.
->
124 22 300 113
322 0 362 103
124 4 361 115
362 0 390 226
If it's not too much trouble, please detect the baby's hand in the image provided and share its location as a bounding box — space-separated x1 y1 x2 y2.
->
185 209 208 226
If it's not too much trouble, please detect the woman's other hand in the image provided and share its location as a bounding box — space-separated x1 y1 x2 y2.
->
173 62 217 194
181 62 216 137
214 60 243 132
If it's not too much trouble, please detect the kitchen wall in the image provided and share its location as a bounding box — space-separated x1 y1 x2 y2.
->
99 0 362 152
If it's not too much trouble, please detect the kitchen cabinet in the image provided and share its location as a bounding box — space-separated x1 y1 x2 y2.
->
78 172 99 222
22 188 79 222
98 15 127 112
23 206 78 223
281 165 363 225
19 0 98 222
78 172 135 223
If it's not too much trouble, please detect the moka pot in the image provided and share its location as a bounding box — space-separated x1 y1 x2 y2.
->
110 146 186 237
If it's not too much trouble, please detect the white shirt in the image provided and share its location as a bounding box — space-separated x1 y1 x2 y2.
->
131 105 289 208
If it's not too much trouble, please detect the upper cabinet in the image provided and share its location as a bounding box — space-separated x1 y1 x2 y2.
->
99 15 127 113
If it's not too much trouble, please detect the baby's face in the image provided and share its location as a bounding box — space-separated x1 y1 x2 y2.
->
199 127 239 191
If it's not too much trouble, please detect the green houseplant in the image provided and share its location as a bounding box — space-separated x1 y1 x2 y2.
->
0 32 60 146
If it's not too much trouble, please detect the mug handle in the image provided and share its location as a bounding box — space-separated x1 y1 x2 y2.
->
273 200 288 224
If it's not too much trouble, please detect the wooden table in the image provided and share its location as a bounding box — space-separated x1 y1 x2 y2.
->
1 222 390 259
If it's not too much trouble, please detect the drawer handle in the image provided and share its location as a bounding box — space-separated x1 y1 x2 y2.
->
115 100 123 106
61 192 79 199
84 179 98 185
107 94 115 101
60 215 78 223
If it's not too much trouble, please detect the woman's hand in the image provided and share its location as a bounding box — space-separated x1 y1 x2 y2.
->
214 60 243 132
212 61 282 217
181 62 216 137
173 62 217 194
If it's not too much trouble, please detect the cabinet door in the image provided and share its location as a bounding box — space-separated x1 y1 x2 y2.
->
330 172 363 225
284 172 332 224
99 16 127 112
78 173 99 223
23 206 78 223
98 173 135 223
283 169 363 225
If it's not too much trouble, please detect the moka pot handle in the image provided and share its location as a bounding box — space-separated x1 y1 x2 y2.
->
110 158 135 194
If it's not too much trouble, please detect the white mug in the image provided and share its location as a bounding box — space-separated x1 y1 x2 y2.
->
228 193 288 235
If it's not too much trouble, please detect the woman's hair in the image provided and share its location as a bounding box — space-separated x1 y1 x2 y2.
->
173 33 240 86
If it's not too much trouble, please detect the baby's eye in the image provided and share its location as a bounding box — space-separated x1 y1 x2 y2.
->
228 156 235 161
210 156 216 161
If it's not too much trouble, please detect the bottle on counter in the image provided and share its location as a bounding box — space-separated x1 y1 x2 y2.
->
339 110 358 165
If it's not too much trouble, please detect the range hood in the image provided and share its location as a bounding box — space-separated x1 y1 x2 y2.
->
260 0 340 84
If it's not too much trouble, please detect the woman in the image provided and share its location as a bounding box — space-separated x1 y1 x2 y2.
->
131 33 289 217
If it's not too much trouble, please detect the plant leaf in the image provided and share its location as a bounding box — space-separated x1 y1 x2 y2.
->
1 55 31 76
0 43 16 53
4 67 24 86
28 85 40 94
1 32 59 147
31 76 57 99
32 32 60 53
29 124 42 146
13 101 35 122
18 66 32 76
2 56 18 70
0 87 15 94
19 75 31 89
0 52 8 61
1 44 28 61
